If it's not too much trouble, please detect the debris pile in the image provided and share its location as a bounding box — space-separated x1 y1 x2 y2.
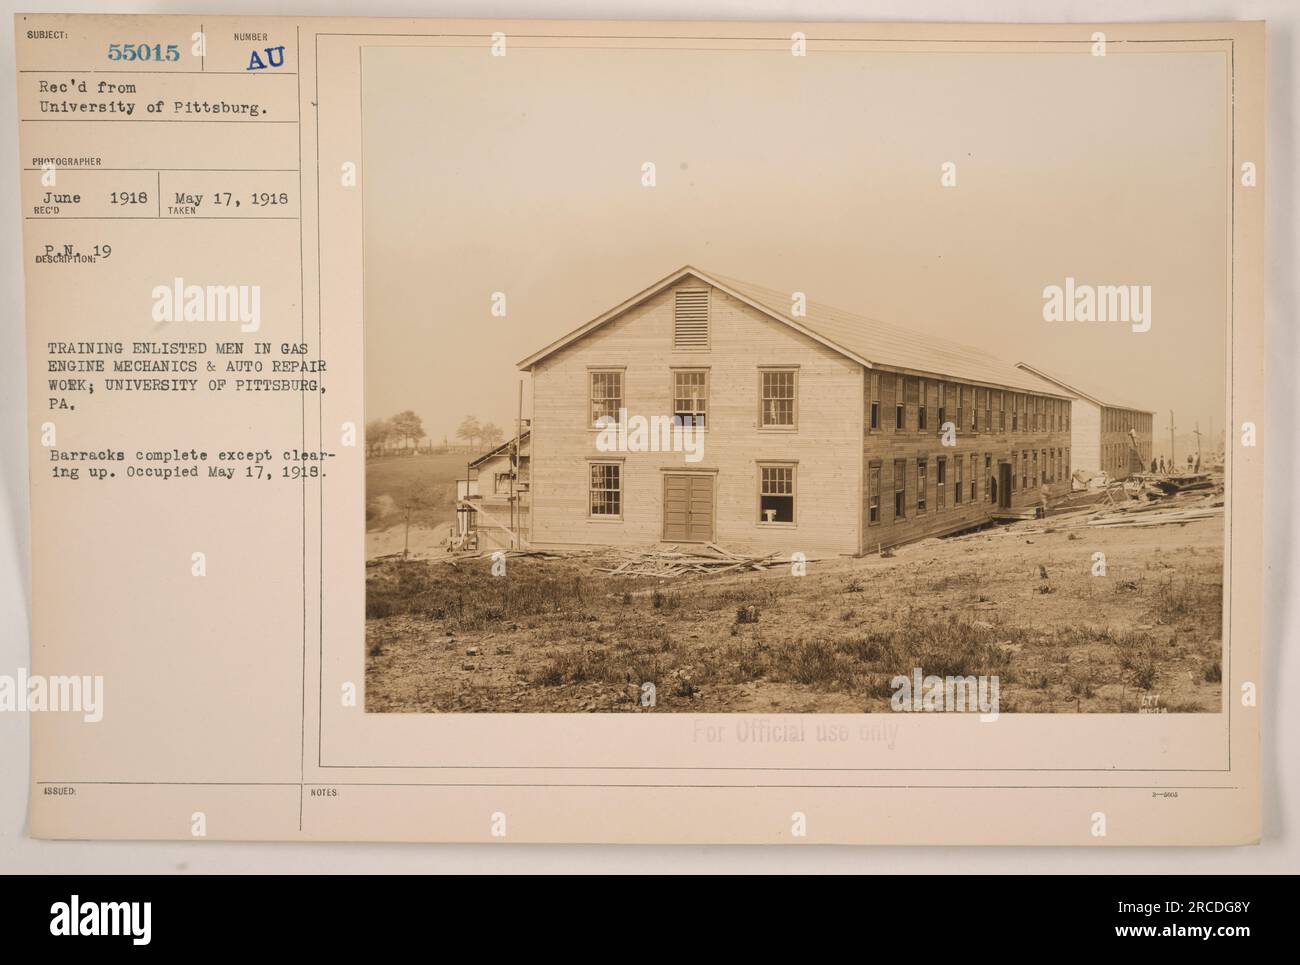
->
597 543 790 579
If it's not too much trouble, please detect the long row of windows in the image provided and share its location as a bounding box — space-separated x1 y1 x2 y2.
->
867 373 1070 436
589 368 1071 435
590 447 1072 526
1104 408 1152 434
866 448 1070 525
1104 441 1150 472
589 368 801 430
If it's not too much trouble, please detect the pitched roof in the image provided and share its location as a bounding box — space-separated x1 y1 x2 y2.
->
1014 362 1155 414
518 265 1072 397
468 430 530 469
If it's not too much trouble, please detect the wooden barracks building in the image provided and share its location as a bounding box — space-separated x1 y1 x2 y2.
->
517 266 1078 557
1014 363 1155 480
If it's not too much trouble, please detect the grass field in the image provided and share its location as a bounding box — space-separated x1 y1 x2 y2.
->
366 452 469 534
365 513 1224 714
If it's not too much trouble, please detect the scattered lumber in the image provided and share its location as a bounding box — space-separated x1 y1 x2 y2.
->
595 543 802 579
1086 506 1222 529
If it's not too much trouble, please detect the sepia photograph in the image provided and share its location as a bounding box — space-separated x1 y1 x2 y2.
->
362 43 1227 715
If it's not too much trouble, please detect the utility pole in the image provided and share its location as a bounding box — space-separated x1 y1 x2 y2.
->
1167 410 1176 471
1193 421 1203 469
510 380 522 550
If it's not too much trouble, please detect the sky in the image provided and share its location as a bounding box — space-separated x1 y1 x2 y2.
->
362 44 1229 453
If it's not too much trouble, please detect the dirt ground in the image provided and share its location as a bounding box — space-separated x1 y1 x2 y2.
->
365 510 1224 714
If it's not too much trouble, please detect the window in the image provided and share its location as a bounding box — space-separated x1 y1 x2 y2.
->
984 454 991 500
955 456 963 504
868 463 881 524
969 453 977 502
894 459 907 520
759 464 795 523
869 373 880 431
673 288 709 349
1032 449 1038 486
1011 452 1017 493
997 391 1006 432
906 378 919 432
589 462 622 517
984 391 993 433
672 369 708 428
918 380 928 431
759 369 797 428
590 370 623 427
895 375 905 432
937 383 948 430
937 457 946 509
975 388 987 432
956 385 965 433
1021 450 1028 489
917 458 928 513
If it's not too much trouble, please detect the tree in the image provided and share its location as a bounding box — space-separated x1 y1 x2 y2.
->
365 417 395 456
456 415 481 451
481 422 504 449
391 410 426 451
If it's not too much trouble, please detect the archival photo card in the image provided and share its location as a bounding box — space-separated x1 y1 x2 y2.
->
16 14 1264 845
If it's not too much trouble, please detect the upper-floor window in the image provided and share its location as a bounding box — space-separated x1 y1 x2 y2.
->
590 369 623 427
917 379 928 432
759 368 797 428
673 288 710 350
869 373 880 431
868 463 881 524
672 369 708 428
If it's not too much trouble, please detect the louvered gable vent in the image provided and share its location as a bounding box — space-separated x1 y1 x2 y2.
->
673 288 710 349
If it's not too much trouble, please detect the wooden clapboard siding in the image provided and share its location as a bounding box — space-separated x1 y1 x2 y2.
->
1071 398 1102 473
528 279 863 556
